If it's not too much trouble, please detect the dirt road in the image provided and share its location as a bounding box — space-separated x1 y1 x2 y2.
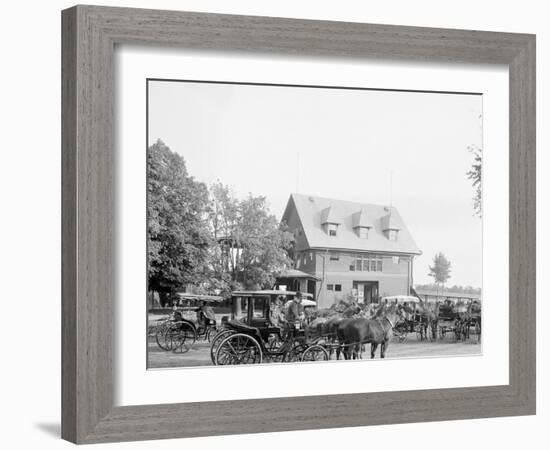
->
148 334 481 369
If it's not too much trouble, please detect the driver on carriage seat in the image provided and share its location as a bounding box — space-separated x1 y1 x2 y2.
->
196 300 216 329
284 291 306 337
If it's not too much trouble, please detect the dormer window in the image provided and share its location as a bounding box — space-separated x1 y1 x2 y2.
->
381 211 401 241
352 207 372 239
388 230 398 241
321 205 342 236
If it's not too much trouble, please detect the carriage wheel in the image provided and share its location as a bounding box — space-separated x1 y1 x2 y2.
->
171 321 197 353
205 325 217 343
283 342 307 363
210 329 235 364
301 345 329 362
155 322 173 350
215 333 263 365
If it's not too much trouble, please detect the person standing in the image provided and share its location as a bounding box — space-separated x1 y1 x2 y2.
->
285 291 305 333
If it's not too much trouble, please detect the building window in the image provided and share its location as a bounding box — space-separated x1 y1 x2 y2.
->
351 254 383 272
392 256 400 264
335 284 342 292
349 264 355 271
358 227 369 239
328 223 338 236
388 229 398 241
327 284 334 291
330 253 339 261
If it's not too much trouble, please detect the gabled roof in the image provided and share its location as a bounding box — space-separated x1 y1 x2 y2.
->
381 212 402 231
320 205 342 224
282 193 421 255
352 207 373 228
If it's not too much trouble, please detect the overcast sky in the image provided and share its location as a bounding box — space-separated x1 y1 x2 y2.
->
148 80 483 288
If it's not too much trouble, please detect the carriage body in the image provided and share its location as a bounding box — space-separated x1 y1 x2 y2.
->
154 293 223 353
212 290 328 365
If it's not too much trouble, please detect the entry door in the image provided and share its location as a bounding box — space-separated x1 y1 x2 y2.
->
364 282 379 304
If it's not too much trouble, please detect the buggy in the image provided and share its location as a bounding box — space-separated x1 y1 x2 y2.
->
211 290 328 365
154 293 222 353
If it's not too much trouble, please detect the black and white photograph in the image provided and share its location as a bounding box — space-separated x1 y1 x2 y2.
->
146 79 483 368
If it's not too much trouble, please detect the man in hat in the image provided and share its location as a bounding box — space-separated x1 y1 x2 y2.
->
285 291 305 336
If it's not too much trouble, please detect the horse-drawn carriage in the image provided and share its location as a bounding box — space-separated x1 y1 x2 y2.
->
382 295 429 342
154 293 222 353
210 290 329 365
385 295 482 343
437 298 481 342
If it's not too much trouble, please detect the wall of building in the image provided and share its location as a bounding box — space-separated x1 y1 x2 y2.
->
292 250 411 308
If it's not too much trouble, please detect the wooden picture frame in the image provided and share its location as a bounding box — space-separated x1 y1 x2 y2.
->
62 5 536 444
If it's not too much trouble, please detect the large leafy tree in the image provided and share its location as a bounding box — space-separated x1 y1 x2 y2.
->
147 140 211 305
428 252 452 296
208 182 293 291
467 145 482 217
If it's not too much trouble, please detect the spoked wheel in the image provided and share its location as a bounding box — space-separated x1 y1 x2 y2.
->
215 333 263 365
155 321 173 350
210 329 235 364
393 323 408 343
205 326 217 343
301 344 329 362
283 342 307 363
170 321 197 353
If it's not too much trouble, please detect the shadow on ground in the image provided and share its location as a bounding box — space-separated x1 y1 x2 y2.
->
35 422 61 438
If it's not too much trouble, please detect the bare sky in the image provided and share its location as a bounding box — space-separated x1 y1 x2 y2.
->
148 80 483 288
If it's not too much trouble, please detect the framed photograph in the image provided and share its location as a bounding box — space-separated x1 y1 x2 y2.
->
62 5 535 444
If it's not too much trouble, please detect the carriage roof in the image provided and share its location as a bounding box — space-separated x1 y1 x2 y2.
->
231 290 313 298
382 295 421 303
176 293 224 303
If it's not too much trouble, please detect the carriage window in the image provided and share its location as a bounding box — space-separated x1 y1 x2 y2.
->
327 284 334 291
252 297 267 318
335 284 342 292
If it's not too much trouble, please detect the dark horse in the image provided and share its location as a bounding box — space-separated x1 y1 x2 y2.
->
336 304 404 359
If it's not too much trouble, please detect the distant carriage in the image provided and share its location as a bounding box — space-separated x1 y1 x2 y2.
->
382 295 426 342
436 298 482 342
154 293 223 353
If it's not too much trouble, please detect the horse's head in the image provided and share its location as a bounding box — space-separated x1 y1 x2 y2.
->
399 303 415 321
384 303 405 327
